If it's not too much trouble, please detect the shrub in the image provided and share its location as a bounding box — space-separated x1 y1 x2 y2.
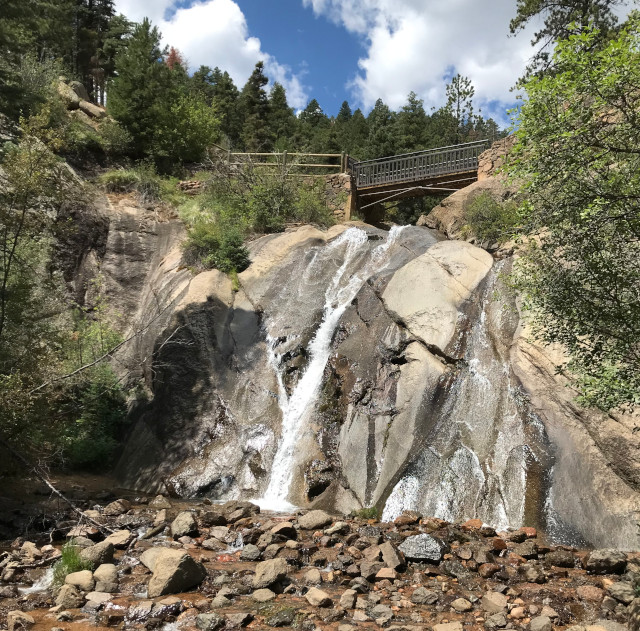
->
99 119 133 157
183 221 250 273
464 191 519 244
52 540 92 587
353 507 379 520
98 165 160 201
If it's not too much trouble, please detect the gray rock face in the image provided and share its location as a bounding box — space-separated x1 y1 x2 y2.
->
398 534 448 563
146 549 207 598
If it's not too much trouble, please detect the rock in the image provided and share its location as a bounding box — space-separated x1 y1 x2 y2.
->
451 597 473 612
529 616 552 631
252 588 276 602
479 563 501 578
85 592 112 607
226 612 253 627
69 81 90 101
545 550 575 568
93 564 118 593
104 529 133 548
433 623 463 631
80 541 114 568
379 541 405 569
411 587 438 605
398 534 448 563
103 499 131 516
58 82 80 109
299 510 333 530
65 569 95 592
339 589 357 609
240 544 261 561
306 586 332 607
211 594 232 608
196 613 225 631
171 511 198 538
7 611 35 631
586 550 627 574
511 607 526 619
20 541 41 560
149 495 171 509
375 567 397 580
305 567 322 584
78 99 106 119
608 581 636 604
265 608 296 627
200 511 227 527
576 585 604 601
481 591 508 613
56 584 84 608
394 510 421 526
252 558 288 589
270 522 297 539
371 603 393 624
140 547 163 571
147 549 207 598
485 613 508 629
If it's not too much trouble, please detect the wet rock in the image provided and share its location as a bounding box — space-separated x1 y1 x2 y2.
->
56 584 84 608
433 623 463 631
211 594 232 608
85 591 112 610
252 558 288 589
265 608 296 627
530 616 552 631
240 544 261 561
298 510 333 530
306 586 332 607
451 597 473 612
80 541 114 568
147 549 207 597
340 589 357 609
586 550 627 574
171 511 198 538
104 529 134 548
200 511 227 527
481 591 508 613
7 611 35 631
411 587 438 605
521 563 546 584
305 567 322 584
196 613 225 631
149 495 171 509
252 588 276 602
394 510 422 526
607 581 636 604
513 540 538 559
398 534 448 563
94 563 118 593
226 613 253 627
270 522 297 539
65 569 95 591
103 499 131 516
576 585 604 601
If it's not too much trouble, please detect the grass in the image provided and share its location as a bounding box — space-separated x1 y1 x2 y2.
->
52 540 92 587
353 506 379 520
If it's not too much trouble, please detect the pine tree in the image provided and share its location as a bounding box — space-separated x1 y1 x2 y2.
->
336 100 352 124
396 92 427 152
445 74 475 143
347 108 369 157
365 98 397 159
239 61 272 151
268 82 296 149
211 68 242 148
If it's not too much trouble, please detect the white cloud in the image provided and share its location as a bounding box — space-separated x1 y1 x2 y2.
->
303 0 544 122
114 0 310 109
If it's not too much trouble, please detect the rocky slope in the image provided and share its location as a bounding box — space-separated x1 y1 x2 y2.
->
69 188 640 551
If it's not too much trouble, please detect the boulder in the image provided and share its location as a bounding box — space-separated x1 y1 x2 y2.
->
140 547 164 571
65 569 95 592
398 534 448 563
339 588 357 609
196 613 225 631
103 499 131 516
585 549 627 574
56 584 84 608
240 544 261 561
298 510 333 530
80 541 114 568
171 511 198 538
305 586 332 607
104 529 133 548
252 558 288 589
379 541 405 569
146 549 207 598
607 581 636 604
7 611 35 631
69 81 90 101
93 564 118 593
530 616 552 631
58 82 80 109
79 100 106 119
252 588 276 602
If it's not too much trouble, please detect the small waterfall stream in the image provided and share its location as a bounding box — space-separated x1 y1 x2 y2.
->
260 226 406 510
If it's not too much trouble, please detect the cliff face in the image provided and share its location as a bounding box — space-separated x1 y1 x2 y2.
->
77 189 640 549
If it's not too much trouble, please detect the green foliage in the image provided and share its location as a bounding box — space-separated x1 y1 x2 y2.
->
183 221 250 273
506 14 640 411
240 61 272 152
53 541 92 586
463 192 519 244
98 165 160 200
99 119 133 157
353 507 379 520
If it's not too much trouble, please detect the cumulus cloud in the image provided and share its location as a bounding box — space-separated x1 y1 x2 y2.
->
114 0 310 109
303 0 543 122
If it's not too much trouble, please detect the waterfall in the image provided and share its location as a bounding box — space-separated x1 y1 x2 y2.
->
260 226 406 510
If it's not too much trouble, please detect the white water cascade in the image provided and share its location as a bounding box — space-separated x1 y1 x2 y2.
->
260 226 406 510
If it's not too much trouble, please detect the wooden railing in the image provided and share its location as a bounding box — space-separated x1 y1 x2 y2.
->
225 151 348 175
350 140 489 189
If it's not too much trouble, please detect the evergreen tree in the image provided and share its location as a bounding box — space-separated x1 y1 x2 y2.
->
239 61 272 151
365 98 397 159
298 98 331 152
510 0 624 78
396 92 427 152
336 100 352 124
94 13 133 105
192 65 216 104
211 68 242 148
445 74 476 143
268 82 296 149
346 108 369 157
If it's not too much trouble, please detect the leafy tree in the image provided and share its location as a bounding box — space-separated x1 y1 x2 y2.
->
510 0 624 78
240 61 272 151
507 14 640 411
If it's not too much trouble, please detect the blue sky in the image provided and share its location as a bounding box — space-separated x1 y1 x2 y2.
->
113 0 633 126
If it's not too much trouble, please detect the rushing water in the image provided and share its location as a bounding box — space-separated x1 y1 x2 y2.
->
259 227 406 510
382 262 552 529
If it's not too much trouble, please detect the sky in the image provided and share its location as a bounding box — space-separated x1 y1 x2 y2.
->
112 0 631 126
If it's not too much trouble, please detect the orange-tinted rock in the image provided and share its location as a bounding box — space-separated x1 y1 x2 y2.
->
519 527 537 539
576 585 604 601
461 519 484 531
478 563 501 578
491 538 508 551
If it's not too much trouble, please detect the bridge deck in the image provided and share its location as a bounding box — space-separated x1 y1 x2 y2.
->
349 140 489 208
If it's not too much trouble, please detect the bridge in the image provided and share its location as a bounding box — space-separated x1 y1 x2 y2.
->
347 139 490 215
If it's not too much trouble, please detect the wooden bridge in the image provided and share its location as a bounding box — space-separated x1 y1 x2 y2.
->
348 139 490 213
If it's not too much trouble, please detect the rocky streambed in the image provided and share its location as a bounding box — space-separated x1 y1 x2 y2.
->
2 491 639 631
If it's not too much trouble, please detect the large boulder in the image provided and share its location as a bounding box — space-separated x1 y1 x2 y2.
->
56 584 84 608
80 541 114 568
58 82 80 110
585 550 627 574
147 549 207 598
79 99 107 119
69 80 90 101
398 534 448 563
171 511 198 538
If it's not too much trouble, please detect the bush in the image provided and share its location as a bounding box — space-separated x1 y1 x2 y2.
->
53 540 92 587
353 507 379 520
99 119 133 157
183 221 250 273
464 191 519 244
98 165 160 201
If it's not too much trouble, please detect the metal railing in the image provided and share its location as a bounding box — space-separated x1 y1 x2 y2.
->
350 140 489 189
